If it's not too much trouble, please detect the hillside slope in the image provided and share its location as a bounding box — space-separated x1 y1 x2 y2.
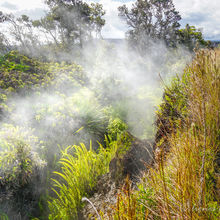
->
81 49 220 219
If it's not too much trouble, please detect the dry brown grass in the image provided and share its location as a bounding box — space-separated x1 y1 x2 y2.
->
111 49 220 219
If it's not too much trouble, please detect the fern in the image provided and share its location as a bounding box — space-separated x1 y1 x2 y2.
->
48 142 115 219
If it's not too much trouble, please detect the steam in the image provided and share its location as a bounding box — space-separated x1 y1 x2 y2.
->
0 5 193 219
1 39 192 146
80 39 191 137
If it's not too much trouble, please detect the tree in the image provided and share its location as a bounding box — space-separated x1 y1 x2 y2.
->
177 24 209 51
0 11 10 23
6 14 41 55
0 33 11 54
0 0 105 57
118 0 181 53
44 0 105 49
32 13 61 48
0 12 42 55
0 11 11 53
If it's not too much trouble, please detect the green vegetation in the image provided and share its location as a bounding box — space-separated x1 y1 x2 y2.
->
111 49 220 219
0 50 104 218
48 143 115 219
119 0 181 51
0 124 46 219
43 0 105 50
0 49 145 219
107 117 128 141
0 0 218 219
178 24 210 51
118 0 208 53
0 0 210 57
0 124 45 183
0 44 218 220
0 51 49 92
0 1 105 57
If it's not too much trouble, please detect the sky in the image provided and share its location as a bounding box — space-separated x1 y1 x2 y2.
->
0 0 219 40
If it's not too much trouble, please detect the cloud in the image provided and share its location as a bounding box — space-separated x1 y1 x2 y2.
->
1 1 18 10
100 0 136 38
174 0 220 40
99 0 130 38
0 0 47 17
14 8 47 20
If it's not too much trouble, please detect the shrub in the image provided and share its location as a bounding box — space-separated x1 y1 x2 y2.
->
107 117 128 141
0 51 87 95
0 124 46 184
0 124 46 219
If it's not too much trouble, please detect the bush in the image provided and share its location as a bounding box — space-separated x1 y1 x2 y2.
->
0 124 46 219
107 117 128 141
0 51 87 95
0 124 45 184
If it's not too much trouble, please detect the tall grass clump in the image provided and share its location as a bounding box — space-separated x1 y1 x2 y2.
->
146 49 219 218
48 142 116 219
112 49 220 219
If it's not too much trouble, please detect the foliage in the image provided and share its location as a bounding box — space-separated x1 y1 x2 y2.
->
0 51 95 218
0 11 8 23
0 51 50 93
48 142 115 219
1 13 41 55
107 117 128 141
112 177 154 220
110 49 220 219
0 7 218 219
0 0 105 56
119 0 181 53
0 124 46 219
0 211 9 220
0 50 46 72
178 24 209 51
70 89 108 138
43 0 105 50
119 1 209 52
0 49 106 152
32 88 108 156
0 124 46 184
107 131 133 160
0 32 10 54
155 73 188 145
0 51 88 95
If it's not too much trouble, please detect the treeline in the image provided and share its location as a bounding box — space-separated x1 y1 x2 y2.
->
0 0 210 59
